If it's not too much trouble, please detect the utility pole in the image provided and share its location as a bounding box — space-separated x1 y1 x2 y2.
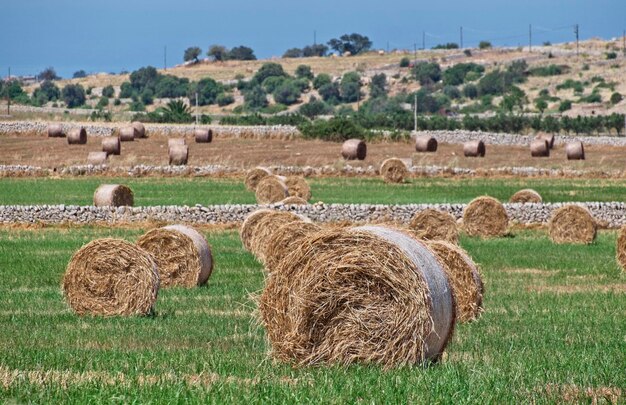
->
422 31 425 50
413 93 417 132
195 92 199 126
574 24 579 56
529 24 532 52
460 26 463 49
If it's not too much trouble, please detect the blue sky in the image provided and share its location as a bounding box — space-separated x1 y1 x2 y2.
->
1 0 624 77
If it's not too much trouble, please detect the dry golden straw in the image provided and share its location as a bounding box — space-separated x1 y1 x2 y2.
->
62 238 159 316
264 221 322 272
380 158 408 183
548 205 596 244
409 209 459 244
245 167 272 191
256 175 289 204
615 226 626 272
93 184 134 207
285 176 311 200
241 210 307 262
137 225 213 287
280 196 308 205
463 196 509 238
509 189 542 203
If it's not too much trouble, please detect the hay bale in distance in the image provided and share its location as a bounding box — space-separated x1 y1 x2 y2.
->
380 158 408 183
245 167 272 191
264 221 322 271
427 240 483 323
409 209 459 244
415 135 438 152
67 127 87 145
615 226 626 271
256 175 289 204
565 141 585 160
87 151 108 165
119 126 136 142
169 144 189 165
548 205 596 244
62 238 159 316
535 133 555 149
93 184 134 207
510 189 542 203
168 138 186 150
280 196 308 205
102 136 121 155
463 196 509 238
341 139 367 160
137 224 213 287
194 128 213 143
240 209 276 253
132 121 146 138
47 123 65 138
285 176 312 200
240 209 305 261
530 139 549 157
463 140 486 157
260 225 455 368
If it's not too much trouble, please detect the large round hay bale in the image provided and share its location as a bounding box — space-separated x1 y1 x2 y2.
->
615 226 626 271
535 133 555 149
87 151 108 165
119 126 136 142
240 209 305 261
47 123 65 138
137 225 213 287
93 184 134 207
168 138 186 150
427 241 483 323
548 205 596 244
530 139 549 157
62 238 159 316
463 196 509 238
565 141 585 160
280 196 308 205
285 176 311 200
67 127 87 145
259 225 455 367
194 128 213 143
510 189 542 203
102 136 121 156
409 209 459 244
264 221 322 271
240 209 276 252
380 158 408 183
245 167 272 191
415 135 438 152
169 144 189 165
341 139 367 160
132 122 146 138
256 175 289 204
463 140 486 157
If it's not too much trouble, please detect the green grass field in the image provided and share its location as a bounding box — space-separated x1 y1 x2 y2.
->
1 226 624 403
2 177 626 206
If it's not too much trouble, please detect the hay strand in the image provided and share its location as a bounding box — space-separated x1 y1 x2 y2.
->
380 158 408 183
510 189 542 203
67 127 87 145
548 205 596 244
415 135 438 152
93 184 134 207
341 139 367 160
463 196 509 238
255 175 289 204
409 209 459 244
285 176 312 200
245 167 272 191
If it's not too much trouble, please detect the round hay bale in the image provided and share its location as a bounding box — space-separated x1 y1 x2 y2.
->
67 127 87 145
280 196 308 205
510 189 542 203
47 123 65 138
409 209 459 244
87 151 108 165
102 136 121 156
380 158 408 183
285 176 311 200
530 139 549 157
463 140 486 157
427 241 483 323
240 209 277 253
256 175 289 204
137 225 213 287
119 126 136 142
168 138 186 150
463 196 509 238
615 226 626 271
264 221 322 271
132 121 146 138
535 133 555 149
245 167 272 191
415 135 438 152
259 225 455 367
548 205 596 244
93 184 134 207
194 128 213 143
240 209 305 261
565 141 585 160
62 238 159 316
341 139 367 160
169 144 189 165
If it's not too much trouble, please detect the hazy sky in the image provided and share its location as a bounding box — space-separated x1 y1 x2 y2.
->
1 0 624 77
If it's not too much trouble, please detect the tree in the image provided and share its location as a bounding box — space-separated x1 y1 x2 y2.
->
208 44 228 61
244 85 268 109
443 63 484 86
162 100 193 123
155 75 189 98
340 72 361 102
295 65 314 80
302 44 328 57
33 80 60 105
463 83 479 99
61 84 86 108
102 85 115 98
318 82 341 104
253 62 287 85
189 77 223 106
432 43 459 50
38 67 60 81
412 62 441 85
611 92 623 105
129 66 159 92
313 73 331 90
299 96 331 118
228 46 256 61
327 33 372 55
283 48 303 58
399 57 410 68
369 73 387 98
262 76 287 93
478 41 492 49
72 70 87 79
535 99 548 113
184 47 202 63
216 93 235 106
273 82 301 105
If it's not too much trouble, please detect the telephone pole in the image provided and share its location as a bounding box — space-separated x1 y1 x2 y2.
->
529 24 532 52
574 24 579 56
460 26 463 49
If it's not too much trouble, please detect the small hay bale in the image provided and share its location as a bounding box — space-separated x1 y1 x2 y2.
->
615 226 626 271
132 121 146 138
427 240 484 323
47 123 65 138
535 133 555 149
530 139 549 157
93 184 134 207
256 175 289 204
137 225 213 287
259 225 455 368
102 136 121 156
62 238 159 316
240 209 305 261
194 128 213 143
245 167 272 191
463 140 486 157
409 209 459 244
67 127 87 145
280 196 308 205
463 196 509 238
169 144 189 165
565 141 585 160
415 135 438 152
168 138 186 150
510 189 542 203
119 126 136 142
264 221 322 271
285 176 311 200
87 151 108 165
341 139 367 160
548 205 596 244
380 158 408 183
